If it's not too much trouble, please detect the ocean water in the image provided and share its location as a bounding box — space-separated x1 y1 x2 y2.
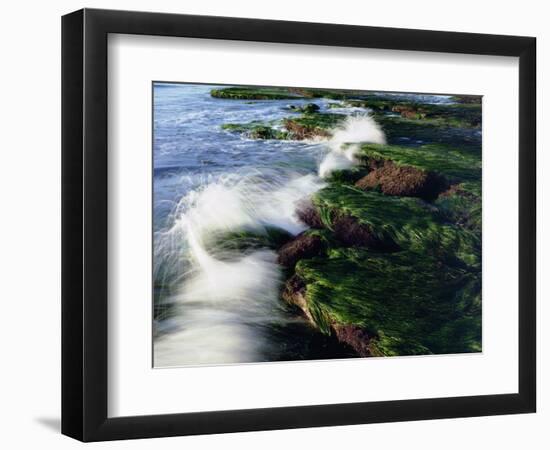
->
152 83 457 367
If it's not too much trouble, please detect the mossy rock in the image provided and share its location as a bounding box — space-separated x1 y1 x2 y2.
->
203 226 294 257
221 122 289 140
326 167 369 185
450 95 482 104
292 248 481 356
211 86 376 101
211 87 302 100
283 112 346 139
287 103 321 114
356 143 481 183
312 185 480 268
222 112 346 141
435 181 482 234
285 88 372 100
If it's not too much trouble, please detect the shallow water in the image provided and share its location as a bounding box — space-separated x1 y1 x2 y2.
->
152 83 457 367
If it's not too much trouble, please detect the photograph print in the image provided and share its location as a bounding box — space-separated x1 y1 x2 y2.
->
152 83 482 368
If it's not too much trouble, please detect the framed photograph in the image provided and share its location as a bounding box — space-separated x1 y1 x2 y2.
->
61 8 536 441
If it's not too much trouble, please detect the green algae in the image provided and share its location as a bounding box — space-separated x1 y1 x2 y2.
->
287 103 320 113
222 112 346 140
211 87 302 100
312 185 480 268
450 95 482 104
295 248 481 355
221 122 289 140
357 143 481 182
203 226 293 256
210 87 373 101
282 112 346 138
326 167 369 185
435 181 482 233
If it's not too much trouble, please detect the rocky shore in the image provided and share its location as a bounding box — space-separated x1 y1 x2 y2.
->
212 86 482 357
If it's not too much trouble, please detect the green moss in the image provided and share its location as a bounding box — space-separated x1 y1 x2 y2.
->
222 112 346 140
326 168 369 185
295 248 481 355
221 122 289 140
450 95 482 104
435 181 482 233
288 103 320 113
211 87 376 101
287 88 371 99
357 143 481 182
203 226 293 256
283 112 346 138
286 112 345 129
312 185 480 268
342 97 395 111
211 87 302 100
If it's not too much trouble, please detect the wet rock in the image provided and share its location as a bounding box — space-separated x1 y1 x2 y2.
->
288 103 320 114
295 200 325 229
450 95 482 104
302 103 320 114
355 162 448 201
333 325 372 357
277 232 325 268
283 119 331 140
332 214 400 251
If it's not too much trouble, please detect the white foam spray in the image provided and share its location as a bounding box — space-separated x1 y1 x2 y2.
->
319 114 386 178
153 171 325 366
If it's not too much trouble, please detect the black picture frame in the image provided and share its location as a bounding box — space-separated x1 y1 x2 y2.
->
62 8 536 442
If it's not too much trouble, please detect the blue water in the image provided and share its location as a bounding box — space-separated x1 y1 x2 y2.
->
153 84 327 230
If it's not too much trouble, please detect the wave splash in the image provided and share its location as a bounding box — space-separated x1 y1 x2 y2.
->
153 171 325 366
319 114 386 178
154 113 385 367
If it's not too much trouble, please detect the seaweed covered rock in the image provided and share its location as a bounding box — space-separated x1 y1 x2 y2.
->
211 87 302 100
355 161 448 201
450 95 482 104
356 143 481 182
311 185 481 268
221 112 345 141
331 214 400 251
332 324 373 357
287 103 320 114
277 232 326 269
286 249 481 356
211 86 377 101
326 168 369 185
203 226 294 258
435 182 481 233
221 122 288 140
295 199 325 229
283 113 345 140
